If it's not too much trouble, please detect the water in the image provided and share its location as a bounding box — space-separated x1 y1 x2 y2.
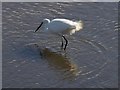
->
2 2 118 88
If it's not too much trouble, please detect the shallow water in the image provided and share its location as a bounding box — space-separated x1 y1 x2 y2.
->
2 2 118 88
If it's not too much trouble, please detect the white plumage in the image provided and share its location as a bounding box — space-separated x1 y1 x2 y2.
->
35 18 83 50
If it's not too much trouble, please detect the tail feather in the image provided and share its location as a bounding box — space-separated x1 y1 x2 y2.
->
68 20 83 35
75 20 83 31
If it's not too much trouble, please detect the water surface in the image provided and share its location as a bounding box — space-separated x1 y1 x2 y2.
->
2 2 118 88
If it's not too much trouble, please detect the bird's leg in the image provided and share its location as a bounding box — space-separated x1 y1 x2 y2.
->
62 35 68 50
61 37 64 49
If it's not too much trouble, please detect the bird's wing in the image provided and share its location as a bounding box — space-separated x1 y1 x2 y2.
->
48 20 75 33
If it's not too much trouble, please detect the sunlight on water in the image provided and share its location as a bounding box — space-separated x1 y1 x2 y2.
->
2 2 118 88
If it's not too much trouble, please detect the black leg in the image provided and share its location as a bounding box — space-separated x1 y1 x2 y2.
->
61 37 64 49
62 35 68 50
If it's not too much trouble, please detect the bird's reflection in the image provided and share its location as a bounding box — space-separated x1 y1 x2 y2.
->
39 46 80 80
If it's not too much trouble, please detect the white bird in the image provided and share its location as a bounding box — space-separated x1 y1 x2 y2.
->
35 18 83 50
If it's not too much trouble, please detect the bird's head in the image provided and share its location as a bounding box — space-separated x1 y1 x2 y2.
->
35 18 50 32
43 18 50 24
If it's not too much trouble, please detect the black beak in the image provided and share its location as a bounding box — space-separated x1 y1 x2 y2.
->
35 22 43 32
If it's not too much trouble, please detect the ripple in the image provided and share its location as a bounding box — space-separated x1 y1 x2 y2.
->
2 2 118 88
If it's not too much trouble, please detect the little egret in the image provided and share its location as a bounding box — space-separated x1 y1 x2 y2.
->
35 18 83 50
